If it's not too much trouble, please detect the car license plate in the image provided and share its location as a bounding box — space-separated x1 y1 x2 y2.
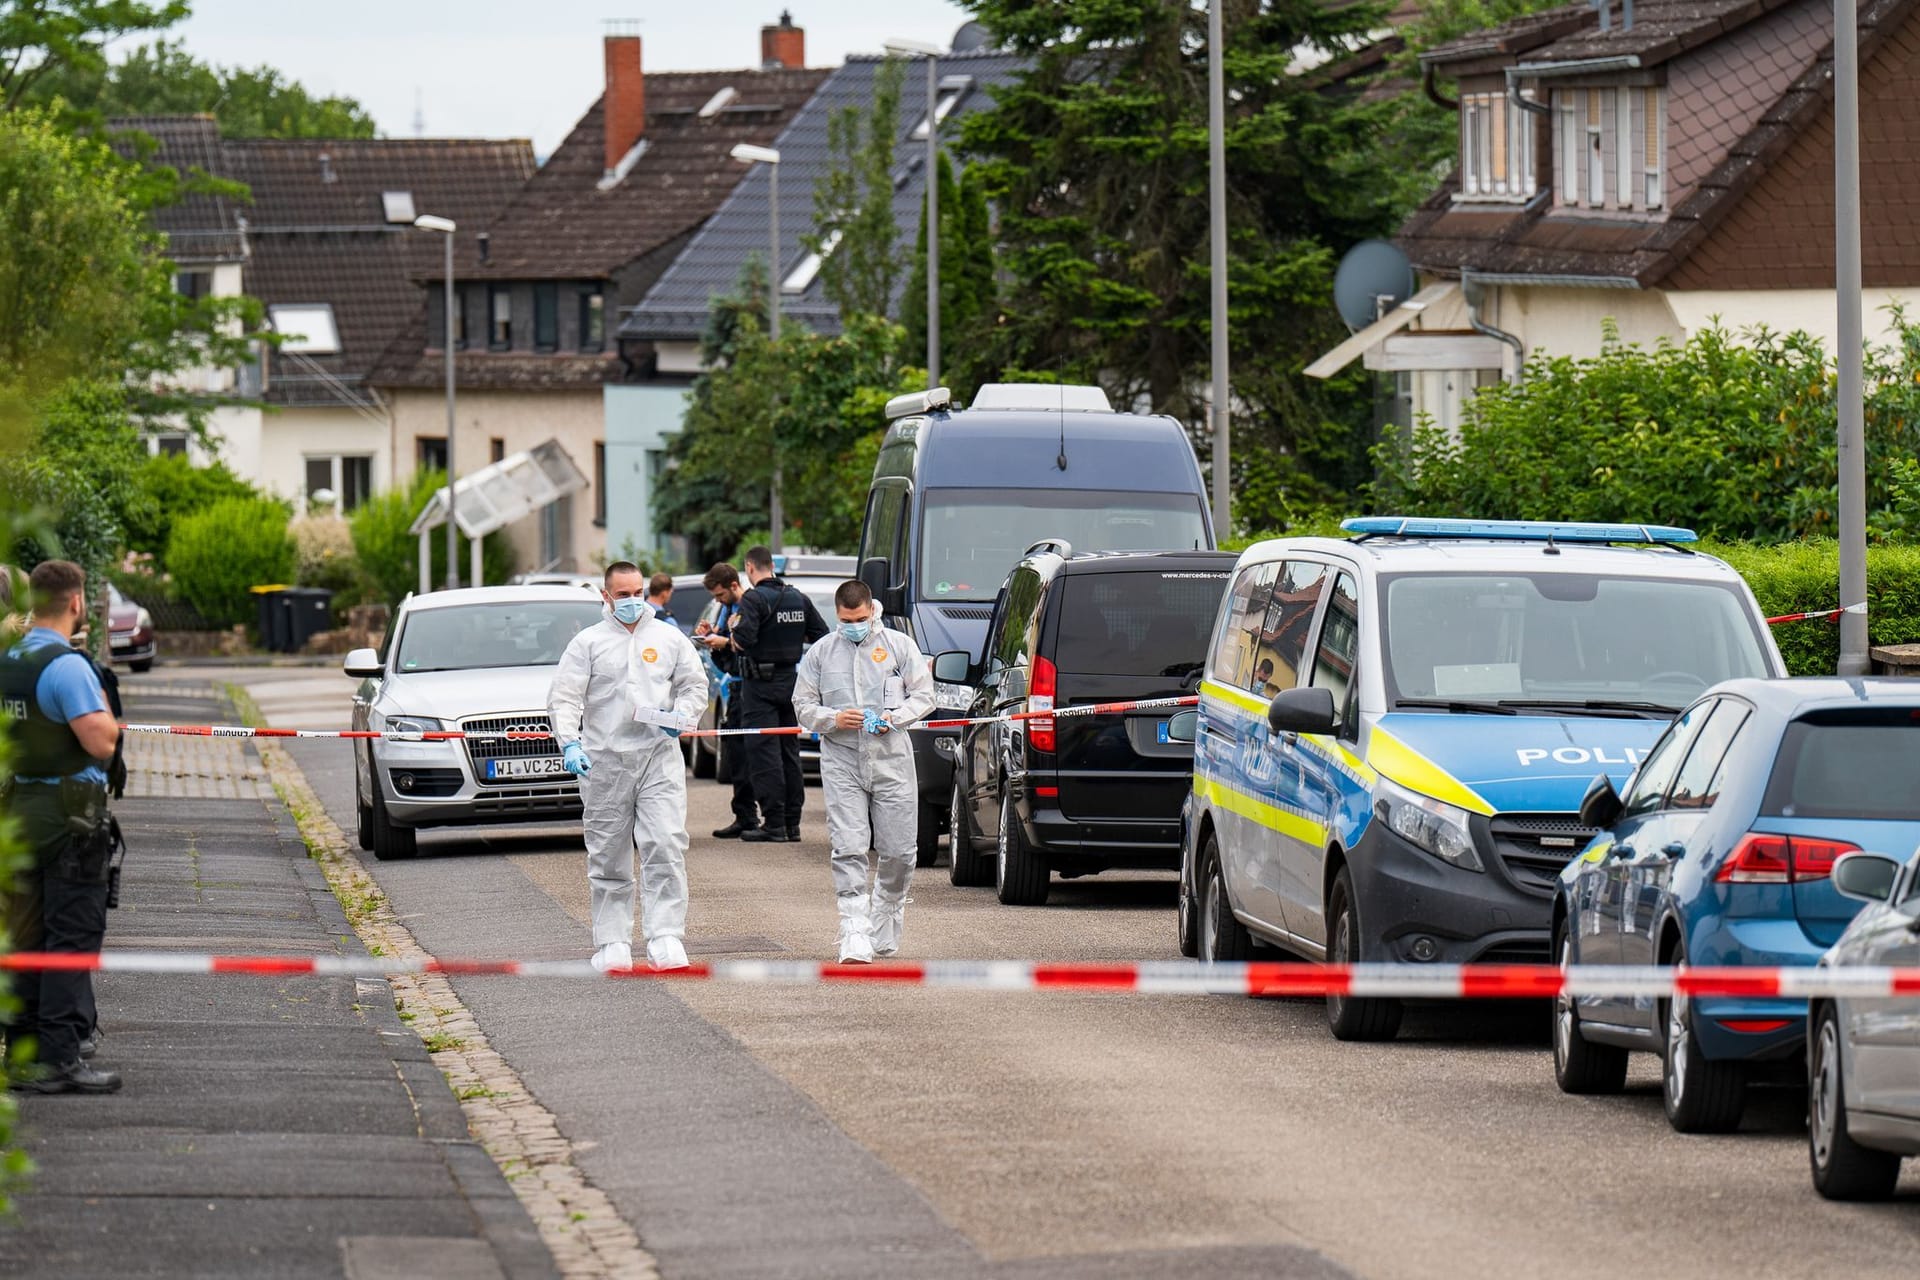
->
1155 720 1172 744
110 636 132 650
485 756 565 781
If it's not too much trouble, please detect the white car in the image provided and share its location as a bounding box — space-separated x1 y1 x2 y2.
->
346 586 606 859
1808 846 1920 1200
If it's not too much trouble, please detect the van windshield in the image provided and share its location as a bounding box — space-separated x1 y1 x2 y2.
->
919 488 1209 602
1379 573 1771 713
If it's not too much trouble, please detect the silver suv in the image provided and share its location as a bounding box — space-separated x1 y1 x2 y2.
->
346 585 606 859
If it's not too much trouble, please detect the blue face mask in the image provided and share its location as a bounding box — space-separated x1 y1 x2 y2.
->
611 597 648 625
838 620 871 644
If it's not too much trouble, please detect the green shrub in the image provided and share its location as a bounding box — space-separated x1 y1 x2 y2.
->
122 453 265 564
291 514 370 623
350 468 514 608
1221 508 1352 553
1704 540 1920 676
167 496 296 627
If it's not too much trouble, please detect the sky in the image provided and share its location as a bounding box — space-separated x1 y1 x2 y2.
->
154 1 978 155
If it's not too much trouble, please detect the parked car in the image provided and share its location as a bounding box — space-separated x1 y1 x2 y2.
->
345 586 605 859
935 546 1234 900
1180 517 1785 1042
1556 678 1920 1131
857 383 1216 865
107 585 156 673
687 573 841 783
1808 843 1920 1200
509 572 600 592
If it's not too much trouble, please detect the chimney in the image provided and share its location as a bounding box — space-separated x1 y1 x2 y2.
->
603 31 646 175
761 10 805 70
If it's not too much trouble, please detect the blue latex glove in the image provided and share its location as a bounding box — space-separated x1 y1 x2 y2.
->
663 726 681 739
862 709 889 735
562 742 592 776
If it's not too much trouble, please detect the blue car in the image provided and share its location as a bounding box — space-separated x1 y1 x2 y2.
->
1554 677 1920 1132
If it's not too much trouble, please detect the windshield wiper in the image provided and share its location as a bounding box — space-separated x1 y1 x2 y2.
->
1497 698 1680 718
1394 698 1518 715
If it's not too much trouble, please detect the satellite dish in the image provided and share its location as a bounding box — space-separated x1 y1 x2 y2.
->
951 20 994 53
1332 239 1416 332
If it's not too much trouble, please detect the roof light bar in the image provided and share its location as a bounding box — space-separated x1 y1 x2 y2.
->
884 386 952 420
1340 517 1698 544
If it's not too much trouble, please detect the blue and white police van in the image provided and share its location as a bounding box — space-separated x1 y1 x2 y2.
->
1175 518 1786 1041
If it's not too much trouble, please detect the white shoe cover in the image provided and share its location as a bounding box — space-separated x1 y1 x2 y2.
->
870 904 903 957
838 927 875 965
647 936 690 971
592 941 632 973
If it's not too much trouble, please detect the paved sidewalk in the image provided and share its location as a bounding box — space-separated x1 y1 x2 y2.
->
1 683 556 1280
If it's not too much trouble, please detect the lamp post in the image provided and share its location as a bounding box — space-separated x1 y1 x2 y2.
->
1835 0 1868 674
730 143 785 552
886 38 943 388
1205 2 1230 539
414 213 460 589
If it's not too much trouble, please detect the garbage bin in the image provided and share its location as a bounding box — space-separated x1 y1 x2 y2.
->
250 584 291 653
281 587 335 653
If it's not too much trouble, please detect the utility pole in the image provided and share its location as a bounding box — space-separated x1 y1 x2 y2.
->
1835 0 1868 674
731 144 785 552
887 38 946 389
1206 1 1231 538
414 214 460 589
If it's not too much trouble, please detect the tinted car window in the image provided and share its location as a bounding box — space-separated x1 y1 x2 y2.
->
1668 701 1750 811
919 488 1209 602
1208 560 1278 690
1621 699 1714 818
993 566 1044 671
1250 561 1326 697
1762 708 1920 821
1309 573 1360 731
394 601 604 673
1052 570 1230 677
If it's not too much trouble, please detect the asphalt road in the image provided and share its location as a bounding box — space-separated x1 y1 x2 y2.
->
209 666 1919 1279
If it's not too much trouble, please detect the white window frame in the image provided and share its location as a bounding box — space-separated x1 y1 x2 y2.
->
1586 91 1604 208
1643 86 1665 210
1555 96 1579 204
268 303 341 355
1456 91 1536 203
304 453 374 510
1616 89 1634 210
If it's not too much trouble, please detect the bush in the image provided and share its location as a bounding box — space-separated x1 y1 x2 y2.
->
350 468 514 608
291 514 368 623
1704 540 1920 676
166 496 296 627
122 453 265 564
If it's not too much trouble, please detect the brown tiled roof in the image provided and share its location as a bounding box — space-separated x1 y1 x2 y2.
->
1399 0 1920 287
369 346 623 395
108 115 247 263
445 66 828 281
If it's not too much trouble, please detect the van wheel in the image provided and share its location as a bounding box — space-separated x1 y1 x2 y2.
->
949 778 992 886
1197 833 1252 963
692 734 715 779
995 787 1048 905
1659 940 1746 1133
916 801 943 867
1325 867 1401 1041
1809 1001 1903 1200
365 783 418 861
130 659 153 674
1176 842 1202 958
1553 922 1627 1094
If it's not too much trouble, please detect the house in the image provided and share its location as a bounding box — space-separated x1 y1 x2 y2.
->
368 18 827 574
1311 0 1920 430
115 116 536 509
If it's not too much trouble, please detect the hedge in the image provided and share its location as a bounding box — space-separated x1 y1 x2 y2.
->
166 497 297 628
1705 540 1920 676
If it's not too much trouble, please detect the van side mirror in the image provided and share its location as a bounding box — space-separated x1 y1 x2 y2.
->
859 556 905 617
1267 687 1336 735
1831 852 1902 904
931 650 976 686
1578 772 1623 830
344 647 383 679
1166 709 1198 743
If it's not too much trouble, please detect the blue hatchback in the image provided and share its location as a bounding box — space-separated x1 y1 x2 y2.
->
1554 678 1920 1132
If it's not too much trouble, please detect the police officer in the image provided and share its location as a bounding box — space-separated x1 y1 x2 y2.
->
726 547 827 843
1 561 124 1093
698 563 761 839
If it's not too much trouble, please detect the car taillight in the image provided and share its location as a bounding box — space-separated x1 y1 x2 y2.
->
1716 834 1861 884
1028 655 1057 753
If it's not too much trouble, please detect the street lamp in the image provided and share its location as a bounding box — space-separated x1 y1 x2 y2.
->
1205 2 1230 539
1834 0 1868 674
885 37 943 389
413 213 460 589
730 143 785 552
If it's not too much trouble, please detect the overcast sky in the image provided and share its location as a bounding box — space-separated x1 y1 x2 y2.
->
155 1 977 155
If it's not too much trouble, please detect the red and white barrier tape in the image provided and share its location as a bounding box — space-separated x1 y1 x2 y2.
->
4 952 1916 998
1766 602 1867 625
116 696 1201 743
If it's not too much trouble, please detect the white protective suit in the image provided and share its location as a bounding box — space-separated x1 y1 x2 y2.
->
548 611 708 951
793 625 935 953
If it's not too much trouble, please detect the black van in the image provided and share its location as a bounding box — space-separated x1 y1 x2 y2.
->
932 547 1234 904
856 384 1216 863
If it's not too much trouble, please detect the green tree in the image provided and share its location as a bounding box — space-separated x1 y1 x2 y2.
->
166 494 296 627
349 468 515 608
34 38 377 137
900 150 997 392
0 0 187 110
809 56 904 323
121 451 264 563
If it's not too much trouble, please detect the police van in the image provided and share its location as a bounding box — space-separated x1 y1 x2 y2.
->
859 384 1215 862
1176 518 1785 1041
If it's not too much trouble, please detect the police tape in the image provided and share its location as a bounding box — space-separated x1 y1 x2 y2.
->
1766 602 1868 625
115 695 1202 743
3 951 1917 998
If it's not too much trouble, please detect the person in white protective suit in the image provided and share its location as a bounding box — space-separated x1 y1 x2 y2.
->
792 579 935 963
548 561 709 972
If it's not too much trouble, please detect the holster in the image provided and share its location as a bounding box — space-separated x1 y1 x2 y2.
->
58 778 114 885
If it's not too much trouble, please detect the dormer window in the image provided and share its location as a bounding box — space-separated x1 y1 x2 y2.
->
1554 85 1665 213
1458 90 1537 202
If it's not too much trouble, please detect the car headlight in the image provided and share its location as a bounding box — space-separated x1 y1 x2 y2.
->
134 607 154 631
1377 776 1483 872
932 681 974 711
382 714 446 734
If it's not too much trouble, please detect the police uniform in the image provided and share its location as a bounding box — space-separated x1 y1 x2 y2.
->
708 596 762 835
729 576 828 837
1 628 119 1084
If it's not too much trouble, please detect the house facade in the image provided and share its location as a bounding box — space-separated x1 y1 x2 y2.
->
1318 0 1920 427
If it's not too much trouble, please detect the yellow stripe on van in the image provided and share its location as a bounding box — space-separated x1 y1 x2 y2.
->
1200 678 1267 717
1365 726 1495 817
1194 776 1329 847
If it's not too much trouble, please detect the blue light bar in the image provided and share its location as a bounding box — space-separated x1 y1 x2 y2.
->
1340 517 1698 545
